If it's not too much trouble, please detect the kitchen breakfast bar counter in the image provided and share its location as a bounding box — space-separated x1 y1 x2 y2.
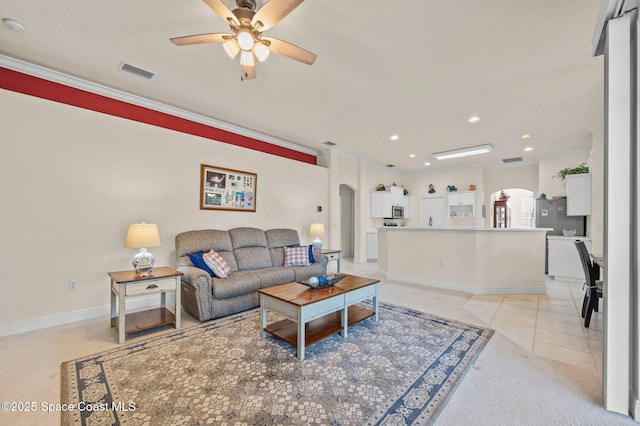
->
377 227 550 295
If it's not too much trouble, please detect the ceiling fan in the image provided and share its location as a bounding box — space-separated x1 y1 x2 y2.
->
170 0 317 80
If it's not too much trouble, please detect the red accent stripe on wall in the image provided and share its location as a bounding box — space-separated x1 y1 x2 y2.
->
0 67 317 165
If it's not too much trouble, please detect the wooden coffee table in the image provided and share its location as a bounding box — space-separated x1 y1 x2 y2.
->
259 274 379 360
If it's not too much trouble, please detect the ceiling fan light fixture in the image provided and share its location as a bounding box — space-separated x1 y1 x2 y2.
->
254 41 270 62
237 29 255 51
240 50 255 66
223 38 240 58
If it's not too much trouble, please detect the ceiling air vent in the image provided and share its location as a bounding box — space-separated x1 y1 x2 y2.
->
118 62 155 80
502 157 523 163
323 141 336 146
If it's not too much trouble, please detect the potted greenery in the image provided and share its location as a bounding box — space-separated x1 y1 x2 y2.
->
553 162 589 180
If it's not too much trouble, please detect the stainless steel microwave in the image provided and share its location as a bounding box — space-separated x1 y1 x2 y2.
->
391 205 404 219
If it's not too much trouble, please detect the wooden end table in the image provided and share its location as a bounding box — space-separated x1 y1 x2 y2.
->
109 266 183 344
259 274 379 360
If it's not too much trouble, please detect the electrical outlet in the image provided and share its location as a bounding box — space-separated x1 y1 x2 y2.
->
68 280 78 291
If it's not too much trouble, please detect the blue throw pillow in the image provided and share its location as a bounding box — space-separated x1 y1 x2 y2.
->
187 251 214 277
308 245 315 263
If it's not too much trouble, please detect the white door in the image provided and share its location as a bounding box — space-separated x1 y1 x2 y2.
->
420 197 445 227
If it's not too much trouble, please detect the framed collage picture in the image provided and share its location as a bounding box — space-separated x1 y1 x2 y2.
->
200 164 257 212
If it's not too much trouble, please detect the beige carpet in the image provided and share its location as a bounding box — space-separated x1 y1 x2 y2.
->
433 331 636 425
61 302 493 425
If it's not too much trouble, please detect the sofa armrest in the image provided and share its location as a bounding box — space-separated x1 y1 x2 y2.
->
177 265 213 320
178 265 212 289
313 254 329 273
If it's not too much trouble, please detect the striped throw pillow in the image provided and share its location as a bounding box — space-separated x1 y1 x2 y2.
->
203 249 231 278
284 246 310 266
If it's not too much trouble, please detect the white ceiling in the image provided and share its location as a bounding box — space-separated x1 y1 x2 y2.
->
0 0 603 173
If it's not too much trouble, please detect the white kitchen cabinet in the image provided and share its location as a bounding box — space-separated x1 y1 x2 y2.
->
400 195 410 218
547 236 591 281
370 191 391 218
565 174 591 216
370 188 410 218
448 191 476 218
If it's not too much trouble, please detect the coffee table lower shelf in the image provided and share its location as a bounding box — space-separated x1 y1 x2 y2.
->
263 305 374 348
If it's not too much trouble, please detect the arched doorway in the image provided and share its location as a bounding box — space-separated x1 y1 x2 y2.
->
490 188 535 228
339 184 355 258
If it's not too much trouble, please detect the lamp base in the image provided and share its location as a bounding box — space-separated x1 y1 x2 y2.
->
312 237 323 251
132 247 155 277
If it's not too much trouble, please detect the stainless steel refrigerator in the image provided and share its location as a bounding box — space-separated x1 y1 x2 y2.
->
535 198 585 235
535 198 586 273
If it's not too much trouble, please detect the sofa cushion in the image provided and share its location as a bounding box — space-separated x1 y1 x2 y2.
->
186 252 214 277
211 271 260 299
265 228 301 248
229 227 268 249
176 229 238 272
203 249 231 278
175 229 233 257
254 266 296 288
284 246 310 266
291 263 325 281
234 247 273 270
266 229 302 266
269 247 286 267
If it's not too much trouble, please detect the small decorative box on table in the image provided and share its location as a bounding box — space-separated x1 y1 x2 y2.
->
108 266 183 344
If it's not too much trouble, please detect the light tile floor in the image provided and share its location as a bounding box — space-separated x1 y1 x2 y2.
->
339 259 603 372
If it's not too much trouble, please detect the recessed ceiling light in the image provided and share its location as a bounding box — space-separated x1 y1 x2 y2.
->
521 134 532 139
409 154 416 158
390 134 400 141
3 18 26 33
468 116 480 123
424 162 431 166
524 147 534 152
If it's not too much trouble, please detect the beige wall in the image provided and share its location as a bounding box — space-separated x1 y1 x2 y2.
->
537 150 591 198
0 90 329 327
485 164 539 196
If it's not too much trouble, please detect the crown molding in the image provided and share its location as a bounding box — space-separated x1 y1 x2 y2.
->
0 54 319 157
485 160 539 170
534 146 592 159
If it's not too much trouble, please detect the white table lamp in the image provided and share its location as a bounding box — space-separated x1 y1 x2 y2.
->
309 223 325 251
125 223 161 277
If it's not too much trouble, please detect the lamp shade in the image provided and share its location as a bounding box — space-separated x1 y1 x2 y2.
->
309 223 325 238
124 223 161 248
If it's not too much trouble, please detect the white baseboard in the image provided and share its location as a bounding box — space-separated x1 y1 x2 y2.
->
0 294 176 338
377 269 546 295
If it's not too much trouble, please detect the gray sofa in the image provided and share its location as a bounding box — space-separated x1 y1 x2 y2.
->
175 227 328 321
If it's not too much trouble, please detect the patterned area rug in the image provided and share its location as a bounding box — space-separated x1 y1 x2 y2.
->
61 302 493 425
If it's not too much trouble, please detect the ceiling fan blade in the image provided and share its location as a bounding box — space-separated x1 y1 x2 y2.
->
241 63 257 81
252 0 304 31
263 37 316 65
170 33 231 46
202 0 239 25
